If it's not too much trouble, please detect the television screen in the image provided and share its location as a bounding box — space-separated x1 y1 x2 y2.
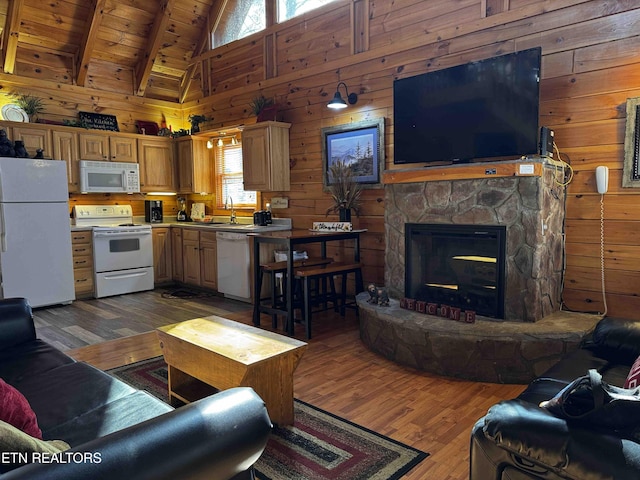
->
393 47 541 165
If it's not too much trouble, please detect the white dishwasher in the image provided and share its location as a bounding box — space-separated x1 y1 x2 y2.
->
216 231 251 302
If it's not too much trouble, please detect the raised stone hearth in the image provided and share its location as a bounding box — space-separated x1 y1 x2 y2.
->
357 293 601 384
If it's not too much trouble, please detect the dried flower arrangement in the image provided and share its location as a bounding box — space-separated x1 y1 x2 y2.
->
325 160 362 217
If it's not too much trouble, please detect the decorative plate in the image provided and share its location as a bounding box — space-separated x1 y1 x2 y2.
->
1 104 29 122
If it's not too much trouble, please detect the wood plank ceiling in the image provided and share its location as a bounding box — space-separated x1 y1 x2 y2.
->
0 0 222 103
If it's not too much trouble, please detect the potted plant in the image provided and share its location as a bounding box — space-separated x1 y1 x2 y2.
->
325 160 362 222
188 114 209 134
249 95 277 122
13 94 45 122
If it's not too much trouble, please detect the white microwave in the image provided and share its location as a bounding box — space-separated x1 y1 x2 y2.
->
79 160 140 194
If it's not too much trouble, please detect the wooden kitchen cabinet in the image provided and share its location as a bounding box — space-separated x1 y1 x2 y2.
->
152 227 172 285
182 229 201 285
11 125 53 158
241 121 291 191
174 227 217 290
71 230 94 297
175 136 213 194
171 227 184 282
138 136 175 192
199 231 217 290
52 129 80 192
79 132 138 163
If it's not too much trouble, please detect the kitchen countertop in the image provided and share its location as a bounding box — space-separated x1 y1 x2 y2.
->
152 222 292 233
71 218 292 233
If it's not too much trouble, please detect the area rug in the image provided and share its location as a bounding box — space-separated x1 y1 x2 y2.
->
108 357 429 480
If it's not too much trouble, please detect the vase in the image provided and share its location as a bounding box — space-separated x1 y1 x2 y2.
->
339 208 351 222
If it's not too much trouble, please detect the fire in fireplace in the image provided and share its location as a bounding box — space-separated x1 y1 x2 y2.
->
405 223 506 318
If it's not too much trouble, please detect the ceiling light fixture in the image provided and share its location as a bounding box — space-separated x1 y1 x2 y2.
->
207 138 214 149
327 82 358 109
217 138 224 147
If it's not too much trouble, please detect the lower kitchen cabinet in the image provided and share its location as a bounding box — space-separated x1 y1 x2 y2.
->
199 231 217 290
171 227 184 282
179 228 217 290
182 229 201 285
71 230 94 297
152 227 172 284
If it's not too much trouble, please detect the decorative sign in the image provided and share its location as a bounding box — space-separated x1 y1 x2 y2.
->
311 222 353 232
79 111 119 132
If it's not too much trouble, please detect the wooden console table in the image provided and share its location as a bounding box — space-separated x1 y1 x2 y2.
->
156 316 307 425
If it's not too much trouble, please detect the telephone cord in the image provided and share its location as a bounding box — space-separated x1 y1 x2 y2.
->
600 194 608 316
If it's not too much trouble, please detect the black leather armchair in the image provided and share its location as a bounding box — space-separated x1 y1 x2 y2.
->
0 298 272 479
470 316 640 480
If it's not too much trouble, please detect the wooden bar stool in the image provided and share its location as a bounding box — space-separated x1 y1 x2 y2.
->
257 257 333 329
294 262 363 339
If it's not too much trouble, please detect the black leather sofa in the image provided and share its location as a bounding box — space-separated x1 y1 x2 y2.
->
470 316 640 479
0 298 272 479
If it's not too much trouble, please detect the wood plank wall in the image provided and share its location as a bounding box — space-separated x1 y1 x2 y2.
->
5 0 640 320
182 0 640 320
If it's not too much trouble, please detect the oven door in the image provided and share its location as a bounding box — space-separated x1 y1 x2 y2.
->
93 228 153 273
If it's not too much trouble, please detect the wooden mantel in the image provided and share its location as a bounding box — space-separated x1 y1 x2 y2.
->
382 158 546 184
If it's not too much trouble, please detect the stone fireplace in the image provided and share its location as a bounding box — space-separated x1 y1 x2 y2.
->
355 162 597 383
384 165 565 322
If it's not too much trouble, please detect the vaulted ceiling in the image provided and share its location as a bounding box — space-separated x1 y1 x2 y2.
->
0 0 221 104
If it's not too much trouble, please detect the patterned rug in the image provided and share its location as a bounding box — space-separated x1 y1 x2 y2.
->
108 357 428 480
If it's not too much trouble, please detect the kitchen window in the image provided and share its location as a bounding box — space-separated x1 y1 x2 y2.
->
215 142 257 209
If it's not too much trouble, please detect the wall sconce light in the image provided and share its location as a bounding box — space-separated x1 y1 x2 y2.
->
327 82 358 109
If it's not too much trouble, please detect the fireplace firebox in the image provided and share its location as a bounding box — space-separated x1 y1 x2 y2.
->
405 223 506 318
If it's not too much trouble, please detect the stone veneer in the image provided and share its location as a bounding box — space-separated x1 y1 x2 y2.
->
384 164 565 322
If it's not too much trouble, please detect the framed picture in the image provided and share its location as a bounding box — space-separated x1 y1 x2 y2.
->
322 118 385 189
623 96 640 188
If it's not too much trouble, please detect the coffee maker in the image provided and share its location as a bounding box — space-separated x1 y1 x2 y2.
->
144 200 163 223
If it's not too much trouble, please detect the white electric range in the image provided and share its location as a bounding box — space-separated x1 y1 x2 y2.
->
73 205 154 298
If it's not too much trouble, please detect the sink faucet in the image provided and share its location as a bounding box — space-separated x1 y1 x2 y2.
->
226 196 237 224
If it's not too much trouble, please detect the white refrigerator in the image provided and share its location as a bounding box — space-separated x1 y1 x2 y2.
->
0 158 75 307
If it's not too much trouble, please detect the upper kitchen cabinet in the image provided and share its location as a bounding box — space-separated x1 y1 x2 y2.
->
52 129 80 192
138 136 175 192
241 121 291 192
11 124 52 158
79 132 138 163
175 136 213 194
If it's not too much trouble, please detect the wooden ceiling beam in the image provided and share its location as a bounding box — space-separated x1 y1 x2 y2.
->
134 0 175 97
2 0 25 75
76 0 107 87
179 0 227 104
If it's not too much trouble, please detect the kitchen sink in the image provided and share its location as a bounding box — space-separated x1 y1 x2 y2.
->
197 222 246 227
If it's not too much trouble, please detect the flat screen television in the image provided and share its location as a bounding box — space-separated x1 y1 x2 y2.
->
393 47 541 165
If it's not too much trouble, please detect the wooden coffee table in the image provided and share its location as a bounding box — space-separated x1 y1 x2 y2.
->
156 316 307 425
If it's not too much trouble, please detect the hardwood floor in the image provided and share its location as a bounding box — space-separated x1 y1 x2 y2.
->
35 288 526 480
